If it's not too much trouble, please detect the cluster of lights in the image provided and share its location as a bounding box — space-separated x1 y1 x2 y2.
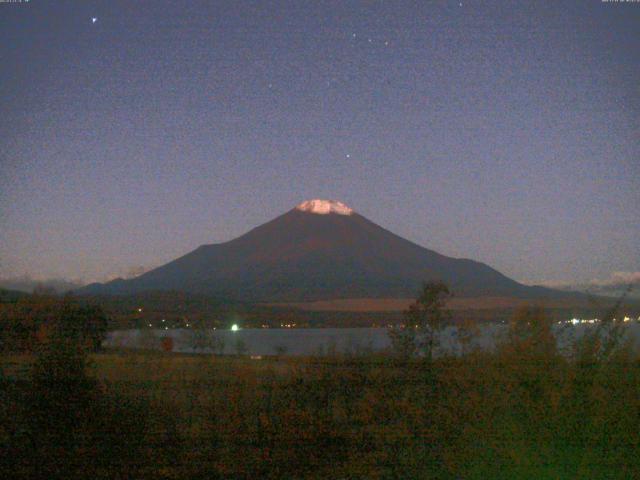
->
564 318 600 325
279 323 296 328
614 316 635 323
560 316 639 326
146 317 183 330
139 307 195 329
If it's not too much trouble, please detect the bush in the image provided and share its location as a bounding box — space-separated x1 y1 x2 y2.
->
0 295 108 354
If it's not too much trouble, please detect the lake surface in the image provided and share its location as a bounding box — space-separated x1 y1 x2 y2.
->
104 323 640 356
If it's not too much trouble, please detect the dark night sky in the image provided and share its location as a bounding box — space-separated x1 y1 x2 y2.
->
1 0 638 288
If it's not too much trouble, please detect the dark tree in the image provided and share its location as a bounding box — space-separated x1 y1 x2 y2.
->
389 281 452 359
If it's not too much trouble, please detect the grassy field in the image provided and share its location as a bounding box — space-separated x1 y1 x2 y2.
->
265 295 640 312
267 296 571 312
2 345 640 479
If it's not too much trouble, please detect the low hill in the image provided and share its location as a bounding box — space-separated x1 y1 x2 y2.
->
0 288 30 303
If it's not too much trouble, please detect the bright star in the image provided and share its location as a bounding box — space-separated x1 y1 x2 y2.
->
92 17 97 24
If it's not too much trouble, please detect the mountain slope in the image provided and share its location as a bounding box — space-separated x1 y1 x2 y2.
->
80 200 565 301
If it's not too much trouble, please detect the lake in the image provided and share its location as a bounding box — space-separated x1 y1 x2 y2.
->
104 322 640 356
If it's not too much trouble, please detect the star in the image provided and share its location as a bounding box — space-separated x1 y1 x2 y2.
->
346 154 351 158
92 17 97 24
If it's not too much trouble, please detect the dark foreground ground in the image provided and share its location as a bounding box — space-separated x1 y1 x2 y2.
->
2 342 639 479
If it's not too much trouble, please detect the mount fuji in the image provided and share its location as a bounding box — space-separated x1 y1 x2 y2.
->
79 199 566 302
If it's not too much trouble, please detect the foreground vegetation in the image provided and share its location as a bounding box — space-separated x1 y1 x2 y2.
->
3 350 639 479
1 292 639 478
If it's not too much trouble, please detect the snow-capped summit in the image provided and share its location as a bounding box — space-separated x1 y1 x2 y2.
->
295 199 354 215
